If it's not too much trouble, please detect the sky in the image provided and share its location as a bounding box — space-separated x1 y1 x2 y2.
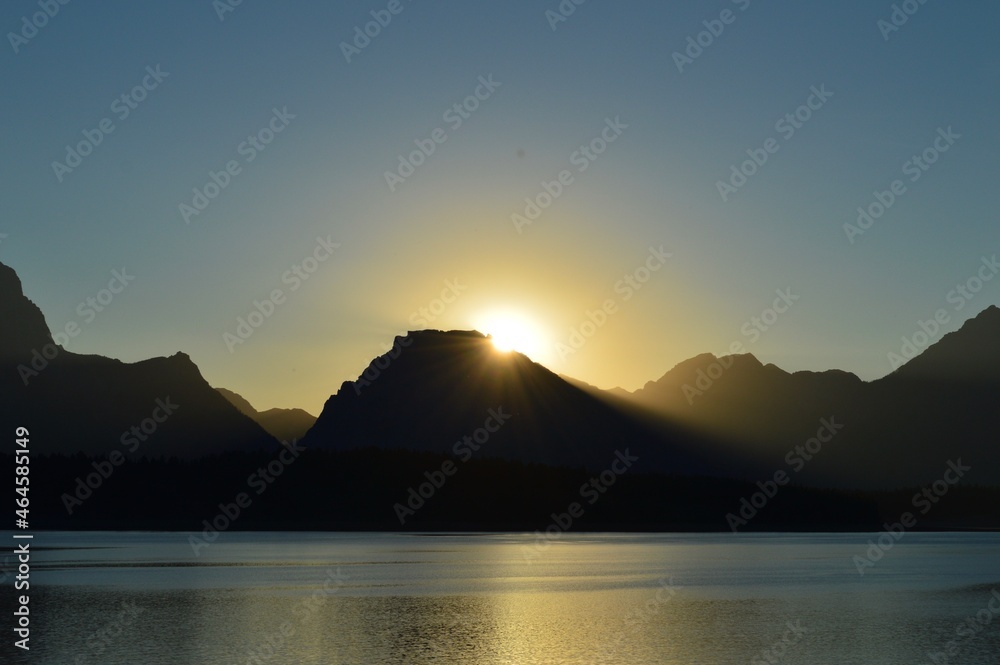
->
2 0 998 414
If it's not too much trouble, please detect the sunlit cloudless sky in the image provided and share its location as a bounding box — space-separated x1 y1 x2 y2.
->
3 0 998 413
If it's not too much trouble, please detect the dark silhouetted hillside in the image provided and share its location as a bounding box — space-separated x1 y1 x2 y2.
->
3 258 997 503
216 387 316 443
617 307 1000 489
303 330 721 476
15 450 888 532
0 261 278 458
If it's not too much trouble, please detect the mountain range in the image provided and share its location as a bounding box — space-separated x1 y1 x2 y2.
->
616 307 1000 489
2 259 998 504
215 387 315 443
0 262 276 459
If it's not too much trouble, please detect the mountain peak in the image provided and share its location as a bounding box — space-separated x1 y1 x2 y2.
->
886 303 1000 382
305 327 707 473
0 261 279 458
974 303 1000 323
0 261 55 361
639 352 766 393
334 329 529 400
216 387 316 442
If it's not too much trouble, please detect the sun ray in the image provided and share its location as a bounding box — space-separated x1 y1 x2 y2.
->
474 310 550 362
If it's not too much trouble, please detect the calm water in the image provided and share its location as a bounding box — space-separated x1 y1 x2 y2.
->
2 532 999 664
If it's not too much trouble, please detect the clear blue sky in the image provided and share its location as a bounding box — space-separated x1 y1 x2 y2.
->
2 0 997 413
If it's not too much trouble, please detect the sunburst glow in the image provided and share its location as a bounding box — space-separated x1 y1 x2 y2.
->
475 310 550 361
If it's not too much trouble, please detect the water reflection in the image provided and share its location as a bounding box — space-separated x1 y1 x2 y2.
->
2 532 999 664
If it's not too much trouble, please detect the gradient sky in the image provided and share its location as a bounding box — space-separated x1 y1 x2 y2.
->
3 0 998 414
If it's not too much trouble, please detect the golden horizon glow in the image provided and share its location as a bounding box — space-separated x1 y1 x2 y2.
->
474 310 552 363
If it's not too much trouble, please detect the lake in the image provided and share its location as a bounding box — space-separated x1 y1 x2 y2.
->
2 532 999 664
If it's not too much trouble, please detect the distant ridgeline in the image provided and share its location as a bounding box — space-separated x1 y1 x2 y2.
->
1 260 998 531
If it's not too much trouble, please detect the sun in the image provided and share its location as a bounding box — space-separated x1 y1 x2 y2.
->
474 310 550 361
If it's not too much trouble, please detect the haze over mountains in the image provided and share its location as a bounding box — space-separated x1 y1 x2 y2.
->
617 306 1000 489
2 260 998 495
301 329 718 477
216 387 316 443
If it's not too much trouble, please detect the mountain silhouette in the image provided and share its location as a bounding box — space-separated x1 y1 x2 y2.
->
302 330 718 475
887 305 1000 382
0 261 278 458
2 259 997 493
618 306 1000 489
216 387 316 443
628 353 863 466
0 262 56 363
